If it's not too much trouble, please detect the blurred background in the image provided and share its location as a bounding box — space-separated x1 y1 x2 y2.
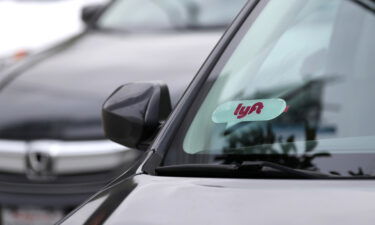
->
0 0 246 224
0 0 108 65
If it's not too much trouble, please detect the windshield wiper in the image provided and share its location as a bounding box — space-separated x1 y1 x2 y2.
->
156 161 332 179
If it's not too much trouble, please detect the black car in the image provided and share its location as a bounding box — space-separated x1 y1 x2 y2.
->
0 0 246 224
60 0 375 224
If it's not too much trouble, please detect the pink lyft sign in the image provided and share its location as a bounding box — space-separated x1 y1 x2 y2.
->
212 99 287 128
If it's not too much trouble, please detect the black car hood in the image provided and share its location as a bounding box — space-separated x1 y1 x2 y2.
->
0 30 221 140
61 174 375 225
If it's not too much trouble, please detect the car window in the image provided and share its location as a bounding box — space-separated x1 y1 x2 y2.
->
163 0 375 176
97 0 247 31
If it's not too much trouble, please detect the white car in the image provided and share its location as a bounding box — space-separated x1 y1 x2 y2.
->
0 0 107 70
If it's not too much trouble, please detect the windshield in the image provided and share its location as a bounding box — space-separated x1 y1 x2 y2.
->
162 0 375 177
97 0 247 31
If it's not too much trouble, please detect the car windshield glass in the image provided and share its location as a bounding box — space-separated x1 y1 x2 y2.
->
97 0 247 31
162 0 375 177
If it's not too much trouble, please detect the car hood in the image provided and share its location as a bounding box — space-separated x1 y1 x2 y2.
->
0 30 221 140
61 174 375 225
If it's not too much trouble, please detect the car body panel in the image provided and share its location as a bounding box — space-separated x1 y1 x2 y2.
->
0 30 222 140
61 174 375 225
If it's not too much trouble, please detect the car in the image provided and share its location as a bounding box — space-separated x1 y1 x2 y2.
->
0 0 246 224
58 0 375 224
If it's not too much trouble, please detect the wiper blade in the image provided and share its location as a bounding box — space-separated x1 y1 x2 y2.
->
156 161 332 179
238 161 330 178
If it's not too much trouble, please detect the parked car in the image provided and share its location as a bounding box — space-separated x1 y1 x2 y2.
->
0 0 246 224
59 0 375 224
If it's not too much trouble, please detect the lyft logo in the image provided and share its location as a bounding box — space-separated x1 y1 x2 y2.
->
234 102 264 119
212 99 287 128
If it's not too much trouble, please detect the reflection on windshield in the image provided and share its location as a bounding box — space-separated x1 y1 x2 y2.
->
215 77 332 172
163 0 375 177
97 0 247 31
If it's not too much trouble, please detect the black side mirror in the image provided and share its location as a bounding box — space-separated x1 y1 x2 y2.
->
102 82 172 150
81 4 105 26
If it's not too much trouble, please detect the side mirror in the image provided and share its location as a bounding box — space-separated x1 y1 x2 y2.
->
102 82 172 150
81 4 105 26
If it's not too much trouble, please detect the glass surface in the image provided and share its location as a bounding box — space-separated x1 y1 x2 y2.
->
163 0 375 176
98 0 247 31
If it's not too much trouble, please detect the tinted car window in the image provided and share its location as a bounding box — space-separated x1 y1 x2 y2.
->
163 0 375 176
